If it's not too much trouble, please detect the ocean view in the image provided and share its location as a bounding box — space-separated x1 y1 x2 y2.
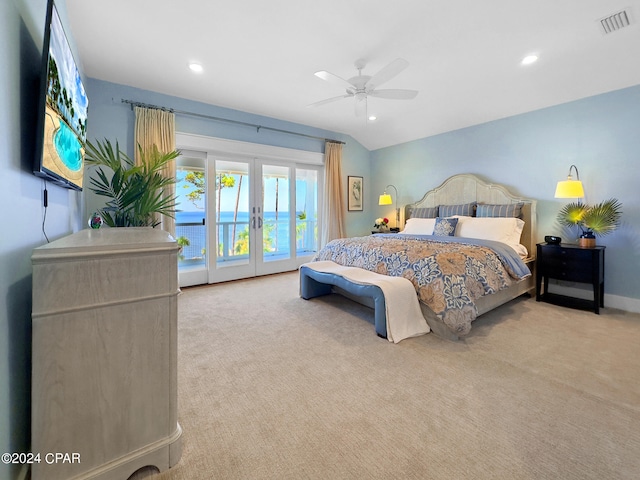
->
176 211 314 262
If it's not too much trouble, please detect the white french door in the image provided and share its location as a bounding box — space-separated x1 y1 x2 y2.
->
175 134 323 287
210 155 254 282
256 162 320 276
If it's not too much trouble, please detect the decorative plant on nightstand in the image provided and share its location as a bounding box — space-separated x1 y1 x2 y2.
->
557 198 622 247
85 139 180 228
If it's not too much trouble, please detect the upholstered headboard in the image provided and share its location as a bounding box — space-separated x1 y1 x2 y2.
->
403 174 537 261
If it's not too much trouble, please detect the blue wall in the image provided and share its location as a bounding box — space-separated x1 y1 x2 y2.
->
371 85 640 306
1 1 83 479
84 79 373 237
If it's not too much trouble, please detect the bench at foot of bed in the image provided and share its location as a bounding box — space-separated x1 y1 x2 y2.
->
299 264 388 338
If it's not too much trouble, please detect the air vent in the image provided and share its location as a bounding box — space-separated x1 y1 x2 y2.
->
599 9 631 34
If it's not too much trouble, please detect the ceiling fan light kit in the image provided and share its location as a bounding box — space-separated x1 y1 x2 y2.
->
309 58 418 117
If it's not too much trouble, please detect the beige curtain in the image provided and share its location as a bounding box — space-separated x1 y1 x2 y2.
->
321 141 346 246
134 106 177 235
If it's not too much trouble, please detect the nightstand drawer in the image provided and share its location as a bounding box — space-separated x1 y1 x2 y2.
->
543 263 592 282
538 247 603 282
536 243 606 314
539 247 593 263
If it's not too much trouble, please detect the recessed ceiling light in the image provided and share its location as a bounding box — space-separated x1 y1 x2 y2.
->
189 63 203 73
368 115 377 121
521 54 539 66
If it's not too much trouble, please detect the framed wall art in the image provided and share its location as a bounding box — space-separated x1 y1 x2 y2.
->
348 176 363 211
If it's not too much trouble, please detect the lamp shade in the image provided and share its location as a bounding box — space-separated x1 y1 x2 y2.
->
555 180 585 198
378 193 393 205
555 164 585 199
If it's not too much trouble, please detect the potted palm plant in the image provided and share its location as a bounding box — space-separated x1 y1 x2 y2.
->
85 139 180 227
557 198 622 248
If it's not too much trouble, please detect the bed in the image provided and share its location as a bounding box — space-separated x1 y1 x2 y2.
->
300 174 537 342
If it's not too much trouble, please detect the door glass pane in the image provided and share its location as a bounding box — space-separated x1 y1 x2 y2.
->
262 165 290 262
176 158 206 269
215 159 250 266
296 168 318 255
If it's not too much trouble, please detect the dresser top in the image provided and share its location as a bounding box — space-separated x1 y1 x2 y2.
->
33 227 179 260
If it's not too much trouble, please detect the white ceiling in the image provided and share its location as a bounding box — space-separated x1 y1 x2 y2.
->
66 0 640 151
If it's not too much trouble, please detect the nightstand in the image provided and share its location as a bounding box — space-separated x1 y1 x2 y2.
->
536 243 605 314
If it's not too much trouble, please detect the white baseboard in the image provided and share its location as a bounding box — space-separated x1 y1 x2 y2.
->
549 282 640 314
602 293 640 314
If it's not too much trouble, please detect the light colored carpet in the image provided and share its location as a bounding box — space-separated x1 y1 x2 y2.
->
152 271 640 480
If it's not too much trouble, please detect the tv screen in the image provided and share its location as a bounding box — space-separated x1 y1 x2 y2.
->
33 0 88 191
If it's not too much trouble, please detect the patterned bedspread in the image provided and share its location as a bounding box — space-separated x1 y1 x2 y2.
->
312 234 531 336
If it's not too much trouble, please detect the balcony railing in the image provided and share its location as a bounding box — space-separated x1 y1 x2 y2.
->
175 218 317 267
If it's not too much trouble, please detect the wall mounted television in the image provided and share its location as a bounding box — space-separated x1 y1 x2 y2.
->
33 0 88 191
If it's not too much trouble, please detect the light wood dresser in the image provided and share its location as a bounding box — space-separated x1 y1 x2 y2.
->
31 227 182 480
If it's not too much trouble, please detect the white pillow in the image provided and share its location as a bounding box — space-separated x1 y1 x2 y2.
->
510 243 529 258
400 218 436 235
450 215 473 235
455 217 525 247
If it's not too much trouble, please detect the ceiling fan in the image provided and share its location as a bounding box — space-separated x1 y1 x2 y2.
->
308 58 418 117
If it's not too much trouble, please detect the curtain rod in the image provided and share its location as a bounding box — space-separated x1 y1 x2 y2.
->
120 99 345 145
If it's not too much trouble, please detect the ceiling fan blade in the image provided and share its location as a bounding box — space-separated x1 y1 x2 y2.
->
366 58 410 89
307 94 352 108
368 89 418 100
314 70 355 91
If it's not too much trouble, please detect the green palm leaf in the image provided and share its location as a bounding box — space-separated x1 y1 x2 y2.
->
85 139 180 228
557 202 587 227
581 198 622 236
557 199 622 237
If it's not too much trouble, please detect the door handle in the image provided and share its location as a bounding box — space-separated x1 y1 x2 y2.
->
258 216 263 228
251 216 256 229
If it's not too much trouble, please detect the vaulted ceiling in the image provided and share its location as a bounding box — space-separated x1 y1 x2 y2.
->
67 0 640 150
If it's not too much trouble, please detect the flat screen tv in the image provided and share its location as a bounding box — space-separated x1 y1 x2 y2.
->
33 0 88 191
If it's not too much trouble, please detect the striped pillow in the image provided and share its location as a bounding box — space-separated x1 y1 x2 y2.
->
476 203 524 218
438 202 476 217
409 206 438 218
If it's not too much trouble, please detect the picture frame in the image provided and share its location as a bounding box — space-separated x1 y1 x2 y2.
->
348 176 363 211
